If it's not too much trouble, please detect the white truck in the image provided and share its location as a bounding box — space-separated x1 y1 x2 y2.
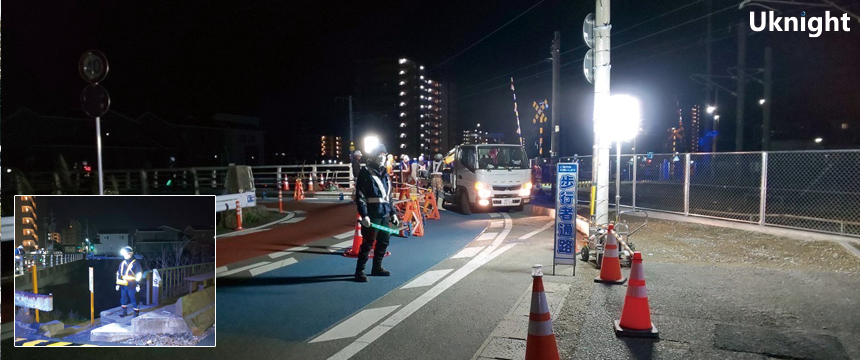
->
441 144 533 214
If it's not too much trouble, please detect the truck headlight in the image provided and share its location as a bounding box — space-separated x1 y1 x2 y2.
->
519 182 533 196
475 182 492 198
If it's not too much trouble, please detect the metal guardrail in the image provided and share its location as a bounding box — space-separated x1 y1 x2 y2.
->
215 191 257 212
146 262 215 301
14 252 86 276
574 150 860 237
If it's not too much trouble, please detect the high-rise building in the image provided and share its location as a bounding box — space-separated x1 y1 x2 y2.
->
62 219 82 251
15 196 39 250
690 105 701 152
320 135 343 161
355 58 449 157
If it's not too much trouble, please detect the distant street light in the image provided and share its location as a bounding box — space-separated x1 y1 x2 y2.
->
706 105 716 114
814 137 823 143
714 115 721 120
759 99 766 105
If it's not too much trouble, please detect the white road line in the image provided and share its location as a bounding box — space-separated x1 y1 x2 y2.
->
284 217 306 223
327 214 515 360
519 220 555 240
218 228 271 238
268 246 309 259
477 232 497 241
451 247 484 259
489 213 501 218
489 221 504 228
216 266 228 274
216 262 270 278
249 258 298 277
335 231 356 239
328 240 354 252
400 269 454 289
310 306 401 343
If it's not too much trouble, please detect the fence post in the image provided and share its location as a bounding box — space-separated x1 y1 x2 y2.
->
140 170 149 195
191 168 200 195
759 152 768 225
126 172 131 190
684 153 691 216
212 170 217 188
632 153 637 210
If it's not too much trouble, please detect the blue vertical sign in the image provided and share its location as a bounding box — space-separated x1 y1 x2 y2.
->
554 163 578 273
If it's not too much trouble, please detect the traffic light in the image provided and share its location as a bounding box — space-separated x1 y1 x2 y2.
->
167 179 173 186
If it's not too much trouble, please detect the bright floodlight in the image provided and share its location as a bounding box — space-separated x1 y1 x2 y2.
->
759 99 766 105
706 106 716 114
814 137 823 143
600 94 642 141
364 135 380 153
714 115 720 120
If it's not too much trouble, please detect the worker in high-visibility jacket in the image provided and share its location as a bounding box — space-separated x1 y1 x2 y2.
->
354 142 401 282
115 246 143 317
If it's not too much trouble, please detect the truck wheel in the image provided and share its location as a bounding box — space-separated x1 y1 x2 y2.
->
581 246 589 262
458 189 472 215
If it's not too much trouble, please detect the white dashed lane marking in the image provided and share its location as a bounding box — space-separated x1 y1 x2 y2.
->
400 269 454 289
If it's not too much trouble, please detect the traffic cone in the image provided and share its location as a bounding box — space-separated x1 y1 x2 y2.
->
235 200 244 230
284 177 290 191
525 264 560 360
614 252 659 338
595 224 627 284
342 214 363 257
294 179 305 201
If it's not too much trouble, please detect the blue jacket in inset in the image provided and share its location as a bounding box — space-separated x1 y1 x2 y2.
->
356 165 397 219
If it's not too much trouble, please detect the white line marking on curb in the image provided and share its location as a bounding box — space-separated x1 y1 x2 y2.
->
216 266 228 274
489 221 504 228
249 258 298 277
269 246 309 259
310 306 401 343
452 247 484 259
335 231 355 239
216 262 269 278
489 213 501 218
401 269 454 289
477 232 497 241
327 214 515 360
519 221 554 240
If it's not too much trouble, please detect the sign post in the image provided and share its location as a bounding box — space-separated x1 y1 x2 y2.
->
553 162 579 275
89 267 94 325
79 50 110 195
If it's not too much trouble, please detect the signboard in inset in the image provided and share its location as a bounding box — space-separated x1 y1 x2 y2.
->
554 163 578 272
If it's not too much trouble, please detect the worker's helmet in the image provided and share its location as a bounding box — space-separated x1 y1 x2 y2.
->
401 154 410 162
434 153 443 161
366 143 388 168
120 246 134 258
354 150 362 157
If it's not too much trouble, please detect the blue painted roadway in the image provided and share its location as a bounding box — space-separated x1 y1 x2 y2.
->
216 211 491 343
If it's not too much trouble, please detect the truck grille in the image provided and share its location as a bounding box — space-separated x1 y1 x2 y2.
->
492 185 520 191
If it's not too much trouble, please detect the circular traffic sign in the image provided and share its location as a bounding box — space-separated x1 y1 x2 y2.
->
80 84 111 118
79 50 109 84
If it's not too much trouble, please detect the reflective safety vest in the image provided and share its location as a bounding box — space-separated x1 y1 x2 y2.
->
117 259 140 285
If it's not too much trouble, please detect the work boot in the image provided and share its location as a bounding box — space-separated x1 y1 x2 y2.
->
134 309 140 318
119 307 128 318
354 270 368 282
371 260 391 276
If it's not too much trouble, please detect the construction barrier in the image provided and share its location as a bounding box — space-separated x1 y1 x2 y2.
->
294 179 305 201
400 199 424 237
524 265 560 360
422 191 440 220
594 224 626 284
614 252 659 338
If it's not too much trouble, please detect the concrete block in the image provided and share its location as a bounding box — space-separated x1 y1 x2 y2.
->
100 306 134 326
132 310 192 336
39 320 64 335
481 337 526 360
90 323 134 342
174 286 215 335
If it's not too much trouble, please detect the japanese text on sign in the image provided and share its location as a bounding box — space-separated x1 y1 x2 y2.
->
554 163 578 267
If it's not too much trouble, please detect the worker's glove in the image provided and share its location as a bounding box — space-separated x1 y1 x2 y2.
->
116 285 120 291
390 214 401 227
136 285 140 293
361 216 372 228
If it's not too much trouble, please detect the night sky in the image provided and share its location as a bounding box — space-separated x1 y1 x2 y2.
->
3 0 859 162
35 196 215 236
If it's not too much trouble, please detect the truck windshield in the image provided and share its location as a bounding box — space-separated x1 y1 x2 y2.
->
476 146 529 170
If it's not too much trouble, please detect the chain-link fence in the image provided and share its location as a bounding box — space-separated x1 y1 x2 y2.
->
567 150 860 237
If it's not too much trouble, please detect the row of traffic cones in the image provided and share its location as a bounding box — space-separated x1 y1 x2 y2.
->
525 232 658 359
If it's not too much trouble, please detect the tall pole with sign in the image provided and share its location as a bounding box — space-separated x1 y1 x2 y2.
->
554 162 578 276
593 0 612 226
79 50 110 195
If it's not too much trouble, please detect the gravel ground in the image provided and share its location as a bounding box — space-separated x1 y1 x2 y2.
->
119 326 214 346
620 217 860 273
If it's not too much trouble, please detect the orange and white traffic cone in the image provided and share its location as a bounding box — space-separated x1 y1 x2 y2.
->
235 200 244 230
614 252 659 338
525 264 560 360
595 224 627 284
278 189 284 214
284 176 290 191
343 214 363 258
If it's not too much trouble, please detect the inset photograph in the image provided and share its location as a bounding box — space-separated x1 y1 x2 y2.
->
12 195 215 347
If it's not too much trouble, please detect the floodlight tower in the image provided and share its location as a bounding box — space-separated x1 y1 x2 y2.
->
593 0 612 225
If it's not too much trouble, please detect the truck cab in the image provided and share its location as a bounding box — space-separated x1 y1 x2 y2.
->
441 144 532 214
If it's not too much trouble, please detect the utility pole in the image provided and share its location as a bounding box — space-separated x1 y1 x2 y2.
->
593 0 611 226
705 0 713 147
762 47 772 151
735 21 746 151
550 31 560 161
348 95 354 152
